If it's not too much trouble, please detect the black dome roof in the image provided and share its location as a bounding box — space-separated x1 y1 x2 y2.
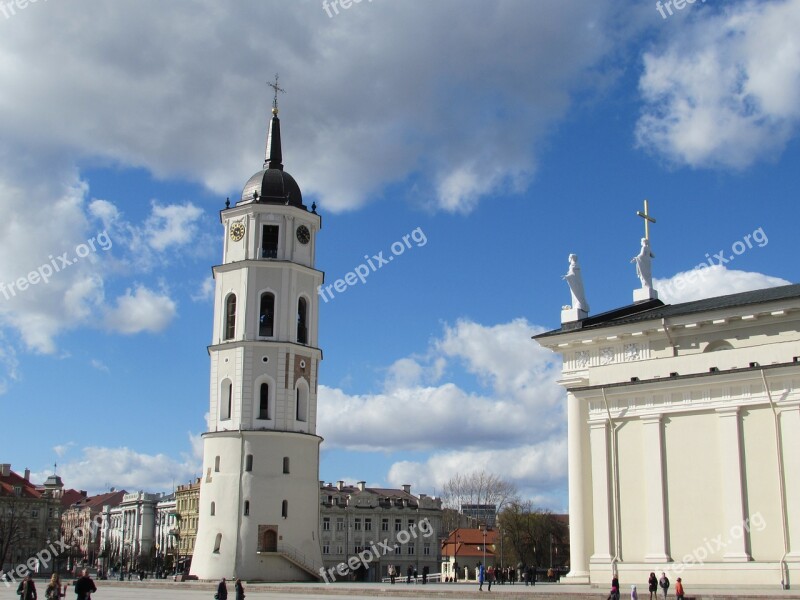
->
238 108 307 210
241 167 304 208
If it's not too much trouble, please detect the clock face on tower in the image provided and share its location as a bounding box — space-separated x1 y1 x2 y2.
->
230 221 245 242
296 225 310 245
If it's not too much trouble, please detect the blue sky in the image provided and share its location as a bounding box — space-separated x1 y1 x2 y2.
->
1 0 799 510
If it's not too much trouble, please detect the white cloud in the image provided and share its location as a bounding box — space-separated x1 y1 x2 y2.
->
636 0 800 169
191 277 215 303
0 335 19 396
145 201 204 252
654 265 790 304
38 446 199 494
318 318 566 504
90 359 110 373
387 441 568 508
0 2 627 214
53 442 76 458
104 285 177 334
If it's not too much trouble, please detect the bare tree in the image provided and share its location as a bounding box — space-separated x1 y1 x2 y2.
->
0 497 27 569
498 501 568 569
440 472 518 532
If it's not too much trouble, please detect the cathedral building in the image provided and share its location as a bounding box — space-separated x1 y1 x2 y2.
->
536 284 800 588
190 94 324 581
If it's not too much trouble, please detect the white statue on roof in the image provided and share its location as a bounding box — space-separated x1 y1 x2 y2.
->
563 253 589 313
631 237 655 289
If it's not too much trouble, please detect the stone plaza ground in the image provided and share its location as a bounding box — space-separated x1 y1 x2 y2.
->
4 580 800 600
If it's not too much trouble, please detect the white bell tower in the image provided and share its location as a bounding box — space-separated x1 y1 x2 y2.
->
191 83 324 581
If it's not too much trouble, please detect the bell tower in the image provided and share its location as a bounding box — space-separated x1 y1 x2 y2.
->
191 81 324 581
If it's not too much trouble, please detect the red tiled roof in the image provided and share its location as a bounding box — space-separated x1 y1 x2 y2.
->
0 470 40 499
61 489 87 507
70 490 126 510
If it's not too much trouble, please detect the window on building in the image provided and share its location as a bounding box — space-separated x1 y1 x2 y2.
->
295 383 308 422
354 519 362 531
394 519 402 532
210 502 215 516
408 519 415 529
407 545 415 555
322 544 330 555
224 294 237 340
283 457 290 474
214 456 220 472
243 501 250 516
336 545 343 555
245 455 253 472
424 543 431 556
394 544 401 555
31 509 38 518
364 518 372 531
221 381 232 421
382 518 389 531
297 297 308 344
259 383 270 420
323 517 330 531
336 518 344 531
281 500 288 519
259 292 275 337
261 225 279 259
213 533 222 553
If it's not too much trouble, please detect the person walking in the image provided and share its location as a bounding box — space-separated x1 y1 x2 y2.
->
658 572 670 600
388 564 396 584
16 574 37 600
234 578 245 600
215 577 228 600
675 577 685 600
422 565 429 584
74 570 96 600
45 574 66 599
631 584 639 600
406 564 412 584
487 565 494 591
647 572 658 600
478 561 485 591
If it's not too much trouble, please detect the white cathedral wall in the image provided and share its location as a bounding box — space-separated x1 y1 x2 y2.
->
616 418 645 562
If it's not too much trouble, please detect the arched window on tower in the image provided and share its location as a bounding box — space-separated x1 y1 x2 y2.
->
221 380 232 421
224 294 237 341
281 500 288 519
213 533 222 553
259 383 270 420
259 292 275 337
295 380 308 422
297 297 308 344
210 502 216 516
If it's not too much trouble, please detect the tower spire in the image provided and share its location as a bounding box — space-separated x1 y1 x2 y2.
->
265 74 286 171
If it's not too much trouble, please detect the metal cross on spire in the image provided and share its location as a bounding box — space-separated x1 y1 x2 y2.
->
637 199 656 240
267 73 286 113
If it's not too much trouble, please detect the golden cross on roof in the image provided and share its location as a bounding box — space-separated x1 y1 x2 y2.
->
637 199 656 240
267 73 286 113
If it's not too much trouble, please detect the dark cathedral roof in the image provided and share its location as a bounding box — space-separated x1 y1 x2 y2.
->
536 283 800 339
240 108 306 210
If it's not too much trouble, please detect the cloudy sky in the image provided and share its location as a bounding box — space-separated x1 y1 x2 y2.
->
1 0 799 510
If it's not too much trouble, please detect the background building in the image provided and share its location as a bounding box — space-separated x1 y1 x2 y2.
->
154 493 178 574
101 492 160 572
175 477 200 573
537 284 800 587
319 481 443 581
62 489 126 572
441 527 498 581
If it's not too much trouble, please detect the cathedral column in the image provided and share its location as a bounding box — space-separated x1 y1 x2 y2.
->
641 414 670 562
716 407 751 561
780 402 800 560
566 392 590 581
589 418 613 564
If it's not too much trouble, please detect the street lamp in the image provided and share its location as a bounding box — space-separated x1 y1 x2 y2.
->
480 524 487 569
453 531 460 582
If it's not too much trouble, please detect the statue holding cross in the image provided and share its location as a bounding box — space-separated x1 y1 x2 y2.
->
631 200 658 297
